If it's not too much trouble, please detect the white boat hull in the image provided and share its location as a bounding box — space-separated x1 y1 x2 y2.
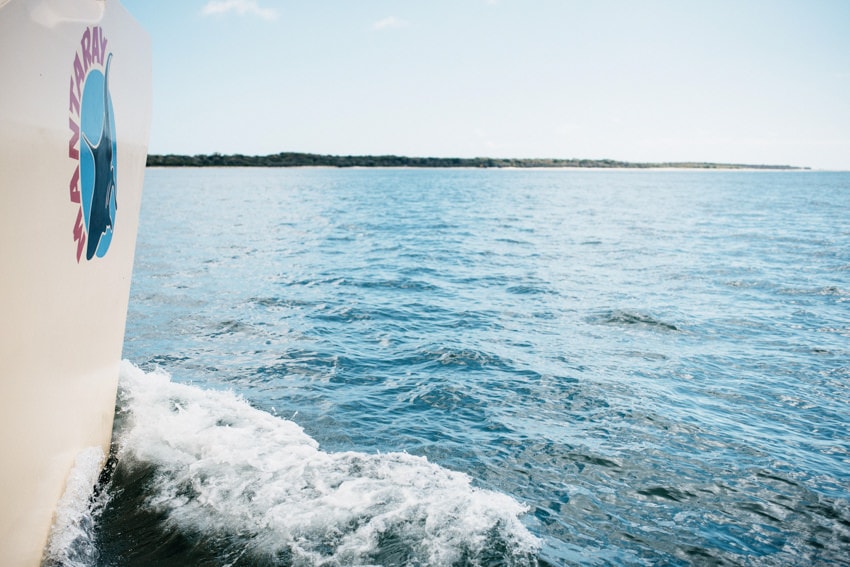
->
0 0 151 563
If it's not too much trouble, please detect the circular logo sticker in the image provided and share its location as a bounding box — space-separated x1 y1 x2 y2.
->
69 26 117 262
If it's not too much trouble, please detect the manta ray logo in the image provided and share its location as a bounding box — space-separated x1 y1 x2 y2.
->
68 26 117 263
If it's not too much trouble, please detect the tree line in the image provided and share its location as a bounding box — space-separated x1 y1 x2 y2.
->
146 152 804 170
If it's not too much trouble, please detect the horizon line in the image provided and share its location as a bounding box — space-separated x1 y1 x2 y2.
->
145 151 812 171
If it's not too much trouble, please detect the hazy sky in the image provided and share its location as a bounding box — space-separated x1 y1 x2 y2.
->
121 0 850 169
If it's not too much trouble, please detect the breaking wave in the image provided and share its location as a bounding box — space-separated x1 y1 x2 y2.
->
96 361 540 566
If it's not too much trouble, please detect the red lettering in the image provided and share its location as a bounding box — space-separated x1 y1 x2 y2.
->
69 165 80 203
73 53 85 102
81 28 92 74
69 77 80 116
91 27 101 66
100 32 107 63
73 208 86 263
69 117 79 160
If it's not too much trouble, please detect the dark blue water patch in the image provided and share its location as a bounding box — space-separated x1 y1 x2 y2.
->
585 308 680 332
636 485 696 503
205 319 260 337
340 276 442 292
248 296 321 310
143 353 191 366
506 284 554 295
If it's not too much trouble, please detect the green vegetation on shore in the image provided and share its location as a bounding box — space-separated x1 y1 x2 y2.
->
146 152 805 170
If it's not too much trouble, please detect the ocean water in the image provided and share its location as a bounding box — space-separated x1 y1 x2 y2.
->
47 168 849 566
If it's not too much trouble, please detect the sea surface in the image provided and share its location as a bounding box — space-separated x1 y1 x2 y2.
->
47 168 850 566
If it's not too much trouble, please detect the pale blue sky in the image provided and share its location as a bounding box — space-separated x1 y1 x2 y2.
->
122 0 850 169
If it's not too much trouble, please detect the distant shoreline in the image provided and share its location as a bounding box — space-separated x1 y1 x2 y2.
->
146 152 807 170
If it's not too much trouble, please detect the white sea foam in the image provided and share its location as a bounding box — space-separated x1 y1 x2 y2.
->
115 361 540 565
42 446 106 567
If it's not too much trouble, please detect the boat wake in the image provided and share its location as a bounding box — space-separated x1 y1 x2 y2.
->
58 361 540 565
42 447 109 567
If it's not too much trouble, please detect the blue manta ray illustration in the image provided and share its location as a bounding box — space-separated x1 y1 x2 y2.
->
83 53 117 260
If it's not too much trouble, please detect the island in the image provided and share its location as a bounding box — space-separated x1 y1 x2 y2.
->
146 152 806 170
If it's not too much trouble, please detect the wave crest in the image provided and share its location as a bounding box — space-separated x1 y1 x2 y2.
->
110 361 540 565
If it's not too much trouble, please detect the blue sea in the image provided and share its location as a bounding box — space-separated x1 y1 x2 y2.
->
48 168 850 566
